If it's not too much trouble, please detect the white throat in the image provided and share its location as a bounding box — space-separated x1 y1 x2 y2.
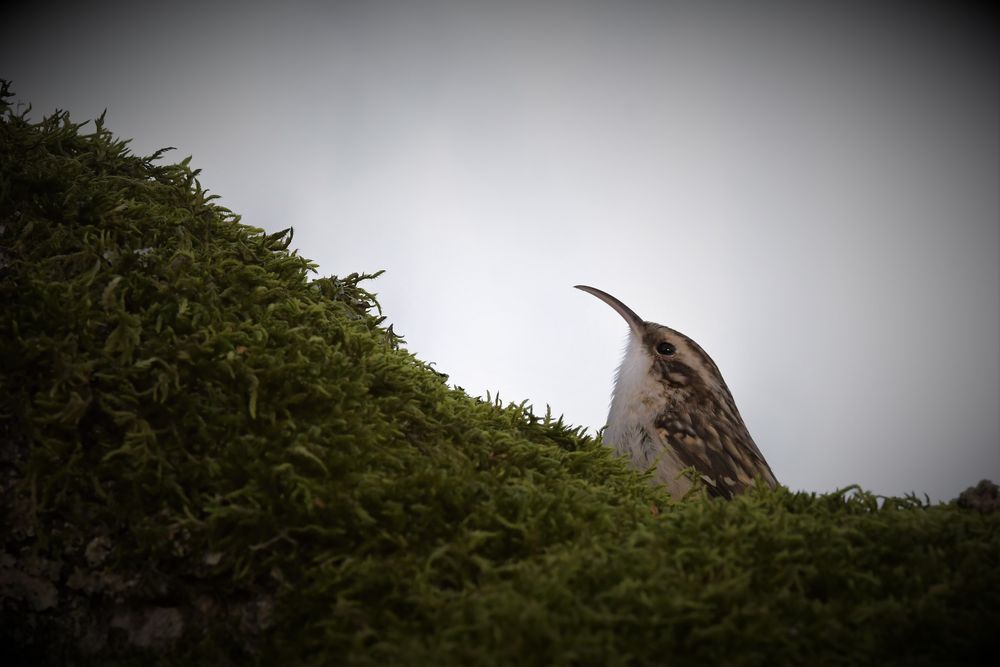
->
602 331 694 497
604 333 660 464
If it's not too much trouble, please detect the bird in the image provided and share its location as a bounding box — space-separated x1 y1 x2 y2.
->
575 285 778 499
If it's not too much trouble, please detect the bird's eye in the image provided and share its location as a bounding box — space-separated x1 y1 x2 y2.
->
656 341 676 356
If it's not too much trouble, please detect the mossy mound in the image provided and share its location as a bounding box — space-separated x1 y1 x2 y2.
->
2 82 998 665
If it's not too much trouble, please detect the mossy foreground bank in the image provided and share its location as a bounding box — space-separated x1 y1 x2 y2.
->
2 84 998 666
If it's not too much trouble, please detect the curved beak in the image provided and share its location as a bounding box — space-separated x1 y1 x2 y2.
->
574 285 645 338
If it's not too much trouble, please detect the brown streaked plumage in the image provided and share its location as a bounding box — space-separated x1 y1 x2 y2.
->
575 285 778 499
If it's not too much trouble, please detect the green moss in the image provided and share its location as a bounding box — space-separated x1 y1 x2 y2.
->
1 81 998 666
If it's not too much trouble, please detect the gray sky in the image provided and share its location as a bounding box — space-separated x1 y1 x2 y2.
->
4 1 997 501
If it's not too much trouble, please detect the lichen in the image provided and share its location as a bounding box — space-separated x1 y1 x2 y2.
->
2 80 998 666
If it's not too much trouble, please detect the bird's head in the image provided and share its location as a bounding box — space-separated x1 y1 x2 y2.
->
574 284 729 395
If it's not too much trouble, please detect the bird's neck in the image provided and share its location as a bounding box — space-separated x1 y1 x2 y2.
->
605 335 660 458
603 335 693 495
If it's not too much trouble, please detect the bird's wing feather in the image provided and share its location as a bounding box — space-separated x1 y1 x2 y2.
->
653 410 777 500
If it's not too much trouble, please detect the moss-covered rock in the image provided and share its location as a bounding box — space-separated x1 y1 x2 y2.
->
2 81 998 665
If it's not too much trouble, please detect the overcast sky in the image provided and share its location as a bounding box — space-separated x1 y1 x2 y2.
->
4 1 997 501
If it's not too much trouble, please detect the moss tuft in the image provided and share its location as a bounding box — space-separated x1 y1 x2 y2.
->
2 81 998 665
